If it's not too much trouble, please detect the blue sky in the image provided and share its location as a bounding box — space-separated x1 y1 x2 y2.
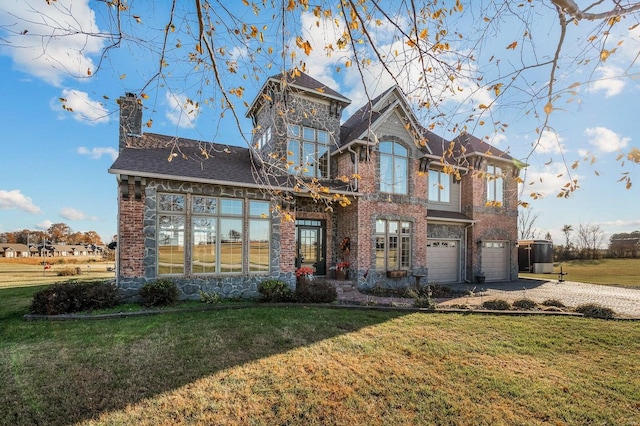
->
0 0 638 246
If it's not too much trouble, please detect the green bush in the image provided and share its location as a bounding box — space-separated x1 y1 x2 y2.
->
481 299 511 310
258 279 294 302
575 303 615 319
30 281 119 315
542 299 566 308
295 279 337 303
513 299 537 310
139 279 179 307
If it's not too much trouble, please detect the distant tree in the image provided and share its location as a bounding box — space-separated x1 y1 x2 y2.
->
544 232 552 241
576 224 605 260
561 224 574 260
518 208 539 240
83 231 104 245
48 223 72 244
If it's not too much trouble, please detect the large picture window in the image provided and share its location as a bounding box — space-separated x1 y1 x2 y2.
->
158 193 270 276
375 219 411 270
428 169 451 203
287 125 330 178
486 165 504 206
379 141 408 194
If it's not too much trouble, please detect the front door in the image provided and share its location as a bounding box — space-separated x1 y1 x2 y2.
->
295 220 326 275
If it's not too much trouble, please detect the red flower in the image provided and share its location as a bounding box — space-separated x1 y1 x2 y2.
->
295 266 314 277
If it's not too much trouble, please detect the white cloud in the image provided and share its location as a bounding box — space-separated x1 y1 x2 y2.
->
520 163 584 199
585 66 626 98
585 127 630 153
595 219 640 228
532 129 566 154
36 220 52 231
0 0 104 86
77 146 118 161
59 207 96 221
165 92 200 128
0 189 41 213
51 89 109 124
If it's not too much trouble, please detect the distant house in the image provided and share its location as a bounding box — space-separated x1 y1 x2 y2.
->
0 244 31 258
109 70 522 300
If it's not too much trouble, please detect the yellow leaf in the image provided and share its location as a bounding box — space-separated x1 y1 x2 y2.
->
479 104 489 109
544 102 553 115
141 93 149 100
600 49 610 61
506 41 518 50
419 28 428 39
120 74 126 80
146 119 153 128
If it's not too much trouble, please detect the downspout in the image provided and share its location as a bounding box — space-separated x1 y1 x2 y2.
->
463 221 475 283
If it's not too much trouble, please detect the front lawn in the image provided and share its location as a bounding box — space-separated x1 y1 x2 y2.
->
1 286 639 425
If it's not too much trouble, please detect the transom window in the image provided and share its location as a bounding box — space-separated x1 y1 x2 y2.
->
375 219 411 270
486 164 504 206
428 169 451 203
157 193 270 276
379 141 408 195
287 125 330 178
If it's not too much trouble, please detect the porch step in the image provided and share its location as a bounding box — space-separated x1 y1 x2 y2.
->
325 279 356 294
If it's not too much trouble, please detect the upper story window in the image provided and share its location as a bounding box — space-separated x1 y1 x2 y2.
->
379 141 408 195
256 126 272 150
287 125 330 178
428 169 451 203
486 164 504 206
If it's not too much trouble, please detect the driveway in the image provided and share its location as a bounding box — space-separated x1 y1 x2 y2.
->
441 279 640 318
336 279 640 318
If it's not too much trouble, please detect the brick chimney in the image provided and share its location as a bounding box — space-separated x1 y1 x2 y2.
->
118 93 142 151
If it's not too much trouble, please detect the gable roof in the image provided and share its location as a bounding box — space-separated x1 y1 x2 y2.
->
451 133 515 162
247 70 351 118
339 86 432 155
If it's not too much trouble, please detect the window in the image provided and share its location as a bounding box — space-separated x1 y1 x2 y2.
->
375 219 411 270
158 194 186 275
287 125 330 178
256 126 272 149
158 194 271 276
486 165 504 205
379 141 408 194
428 169 450 203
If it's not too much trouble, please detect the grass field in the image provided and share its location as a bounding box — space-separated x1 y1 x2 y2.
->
0 257 115 289
1 285 639 426
519 258 640 287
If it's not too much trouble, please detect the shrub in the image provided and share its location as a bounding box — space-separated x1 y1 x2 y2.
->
513 299 537 310
258 279 294 302
542 299 566 308
139 279 179 307
30 281 119 315
295 279 337 303
199 290 221 304
575 303 615 319
57 267 82 277
481 299 511 310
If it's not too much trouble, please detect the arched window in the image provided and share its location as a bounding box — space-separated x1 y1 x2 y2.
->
379 141 408 195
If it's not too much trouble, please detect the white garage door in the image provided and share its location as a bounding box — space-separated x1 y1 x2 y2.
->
427 240 459 283
482 241 509 281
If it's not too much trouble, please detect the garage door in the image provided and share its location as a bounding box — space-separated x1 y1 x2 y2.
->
427 240 459 283
482 241 509 281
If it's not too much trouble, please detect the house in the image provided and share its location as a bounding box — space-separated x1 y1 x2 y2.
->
109 70 521 300
0 244 31 258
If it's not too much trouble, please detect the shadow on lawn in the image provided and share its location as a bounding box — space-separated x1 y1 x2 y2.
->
1 300 408 426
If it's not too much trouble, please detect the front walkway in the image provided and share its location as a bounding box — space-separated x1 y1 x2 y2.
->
333 278 640 318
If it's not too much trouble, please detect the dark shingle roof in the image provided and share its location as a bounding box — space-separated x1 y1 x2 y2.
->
109 133 352 192
451 133 514 161
427 209 474 223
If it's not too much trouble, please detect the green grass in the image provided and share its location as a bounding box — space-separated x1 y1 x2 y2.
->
1 286 639 425
519 258 640 288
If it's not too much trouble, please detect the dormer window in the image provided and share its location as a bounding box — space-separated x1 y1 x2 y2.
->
428 169 451 203
287 125 330 178
379 141 408 195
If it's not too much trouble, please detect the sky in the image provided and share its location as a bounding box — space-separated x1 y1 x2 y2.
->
0 0 638 246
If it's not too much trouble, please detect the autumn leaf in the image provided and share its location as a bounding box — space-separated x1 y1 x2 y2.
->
600 49 610 61
506 41 517 50
544 102 553 115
